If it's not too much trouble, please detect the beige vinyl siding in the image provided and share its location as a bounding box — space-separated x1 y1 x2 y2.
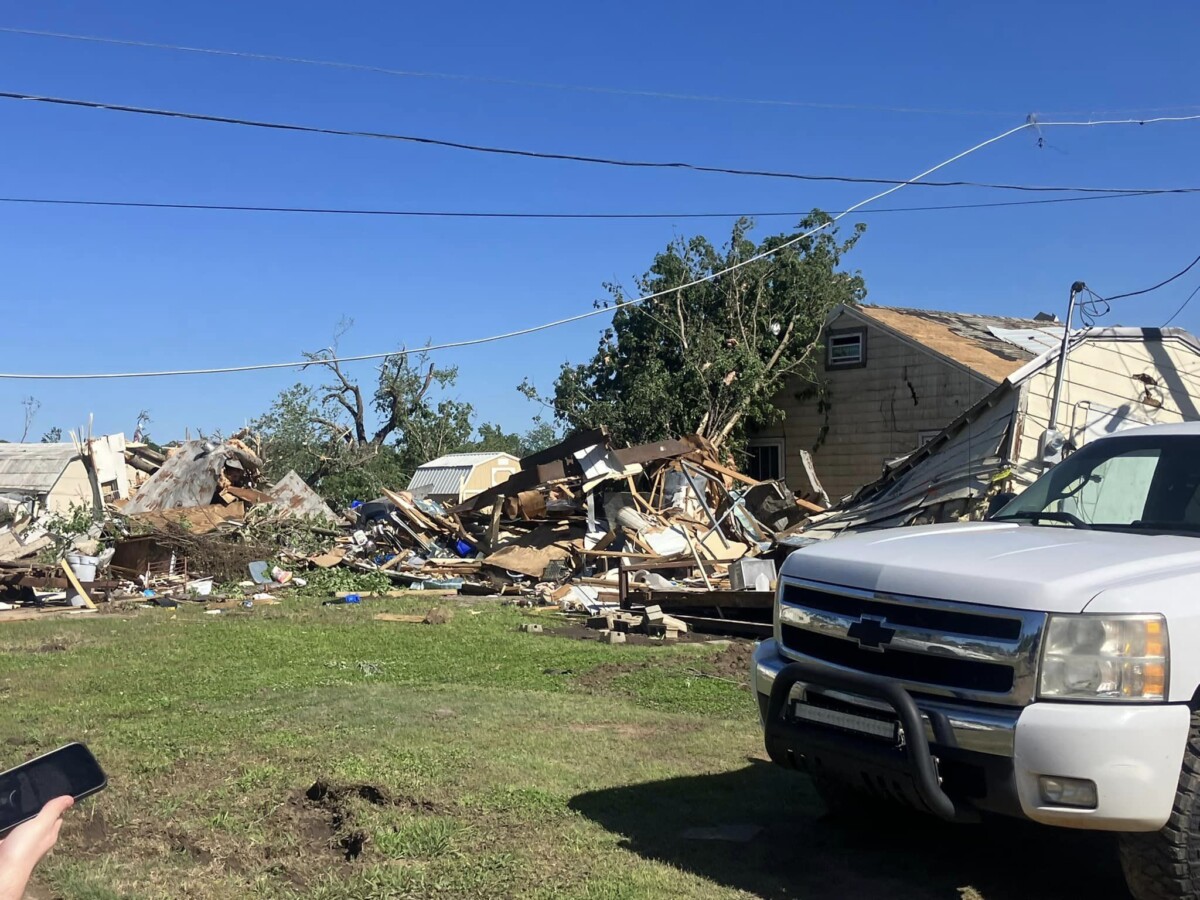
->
758 311 997 500
44 459 95 514
1013 336 1200 485
463 459 520 499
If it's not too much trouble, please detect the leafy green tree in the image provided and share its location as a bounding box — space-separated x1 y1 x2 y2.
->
253 321 562 504
520 418 558 455
471 422 524 456
537 213 866 451
252 322 496 506
469 418 559 457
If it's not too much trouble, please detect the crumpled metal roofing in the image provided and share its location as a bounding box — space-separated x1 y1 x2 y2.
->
0 443 78 495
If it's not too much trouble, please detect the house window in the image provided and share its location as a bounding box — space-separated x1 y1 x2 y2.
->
826 328 866 369
746 439 784 482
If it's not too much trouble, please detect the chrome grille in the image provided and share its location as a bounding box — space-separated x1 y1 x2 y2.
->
777 579 1045 706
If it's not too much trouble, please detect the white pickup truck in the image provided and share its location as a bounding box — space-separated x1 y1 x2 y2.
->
754 422 1200 899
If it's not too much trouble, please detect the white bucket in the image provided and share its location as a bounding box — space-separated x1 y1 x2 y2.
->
187 578 214 596
65 553 99 583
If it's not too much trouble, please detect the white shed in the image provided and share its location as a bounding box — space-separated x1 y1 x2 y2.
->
407 452 521 505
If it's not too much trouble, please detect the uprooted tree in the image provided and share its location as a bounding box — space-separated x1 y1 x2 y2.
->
252 321 556 505
530 213 866 453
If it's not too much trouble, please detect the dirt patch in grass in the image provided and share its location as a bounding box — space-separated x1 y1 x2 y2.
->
73 810 110 852
567 722 664 738
299 780 443 861
702 641 754 684
5 633 86 654
574 641 754 693
167 828 215 864
573 659 656 691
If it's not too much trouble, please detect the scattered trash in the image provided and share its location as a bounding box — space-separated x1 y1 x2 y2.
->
249 561 272 585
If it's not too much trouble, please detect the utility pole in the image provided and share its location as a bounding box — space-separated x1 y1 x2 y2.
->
1040 281 1087 467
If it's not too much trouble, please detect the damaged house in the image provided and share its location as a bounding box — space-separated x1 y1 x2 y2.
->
806 322 1200 533
0 434 136 517
749 304 1069 501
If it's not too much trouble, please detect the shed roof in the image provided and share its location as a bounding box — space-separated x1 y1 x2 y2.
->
407 452 519 497
851 305 1065 383
416 452 517 469
0 443 79 495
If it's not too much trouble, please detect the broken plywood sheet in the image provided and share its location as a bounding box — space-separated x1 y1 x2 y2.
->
308 547 348 568
483 523 582 578
129 502 246 535
268 471 342 525
697 528 747 562
0 526 51 563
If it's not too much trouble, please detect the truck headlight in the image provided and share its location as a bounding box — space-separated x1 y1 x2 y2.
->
1039 614 1167 701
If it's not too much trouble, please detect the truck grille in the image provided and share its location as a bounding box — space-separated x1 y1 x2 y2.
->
777 580 1045 706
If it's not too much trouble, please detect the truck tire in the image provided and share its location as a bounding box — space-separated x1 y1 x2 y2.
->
1118 711 1200 900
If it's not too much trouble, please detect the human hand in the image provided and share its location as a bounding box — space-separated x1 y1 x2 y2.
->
0 796 73 900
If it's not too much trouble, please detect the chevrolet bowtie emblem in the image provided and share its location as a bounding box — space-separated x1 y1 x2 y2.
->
846 615 897 651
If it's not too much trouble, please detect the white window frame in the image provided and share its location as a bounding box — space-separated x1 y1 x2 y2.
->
826 328 866 369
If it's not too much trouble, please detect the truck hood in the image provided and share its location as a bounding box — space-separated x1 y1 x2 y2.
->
784 522 1200 613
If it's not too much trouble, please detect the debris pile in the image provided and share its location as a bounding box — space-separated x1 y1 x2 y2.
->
335 427 823 636
0 429 827 636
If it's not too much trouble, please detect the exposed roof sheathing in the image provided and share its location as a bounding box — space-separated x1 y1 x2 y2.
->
855 305 1062 383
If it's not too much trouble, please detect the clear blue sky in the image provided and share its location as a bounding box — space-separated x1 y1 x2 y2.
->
2 0 1199 443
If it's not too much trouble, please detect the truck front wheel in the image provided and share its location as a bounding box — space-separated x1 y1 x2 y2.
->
1118 711 1200 900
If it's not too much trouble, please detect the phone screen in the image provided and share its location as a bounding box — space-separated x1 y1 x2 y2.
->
0 743 107 834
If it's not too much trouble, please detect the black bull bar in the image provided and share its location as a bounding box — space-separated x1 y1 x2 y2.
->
764 660 979 822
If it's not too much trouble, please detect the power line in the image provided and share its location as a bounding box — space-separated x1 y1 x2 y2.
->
9 26 1200 122
1101 250 1200 301
5 90 1200 195
1164 282 1200 327
0 25 1117 118
0 120 1036 381
0 189 1182 220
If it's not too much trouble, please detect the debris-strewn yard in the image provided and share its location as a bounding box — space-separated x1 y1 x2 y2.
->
2 592 1127 900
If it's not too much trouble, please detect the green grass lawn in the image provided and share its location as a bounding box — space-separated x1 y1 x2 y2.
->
0 588 1131 899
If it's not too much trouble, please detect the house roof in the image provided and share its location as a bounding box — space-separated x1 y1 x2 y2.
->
805 326 1200 534
850 305 1065 383
407 452 519 496
0 443 79 495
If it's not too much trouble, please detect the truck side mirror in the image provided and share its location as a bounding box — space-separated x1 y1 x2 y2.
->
986 492 1018 519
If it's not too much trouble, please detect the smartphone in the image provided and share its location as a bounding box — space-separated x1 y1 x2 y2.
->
0 742 107 835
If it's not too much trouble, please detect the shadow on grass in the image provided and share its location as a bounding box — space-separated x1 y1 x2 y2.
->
570 758 1129 899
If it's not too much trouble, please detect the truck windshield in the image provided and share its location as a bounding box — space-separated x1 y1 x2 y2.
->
993 434 1200 536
